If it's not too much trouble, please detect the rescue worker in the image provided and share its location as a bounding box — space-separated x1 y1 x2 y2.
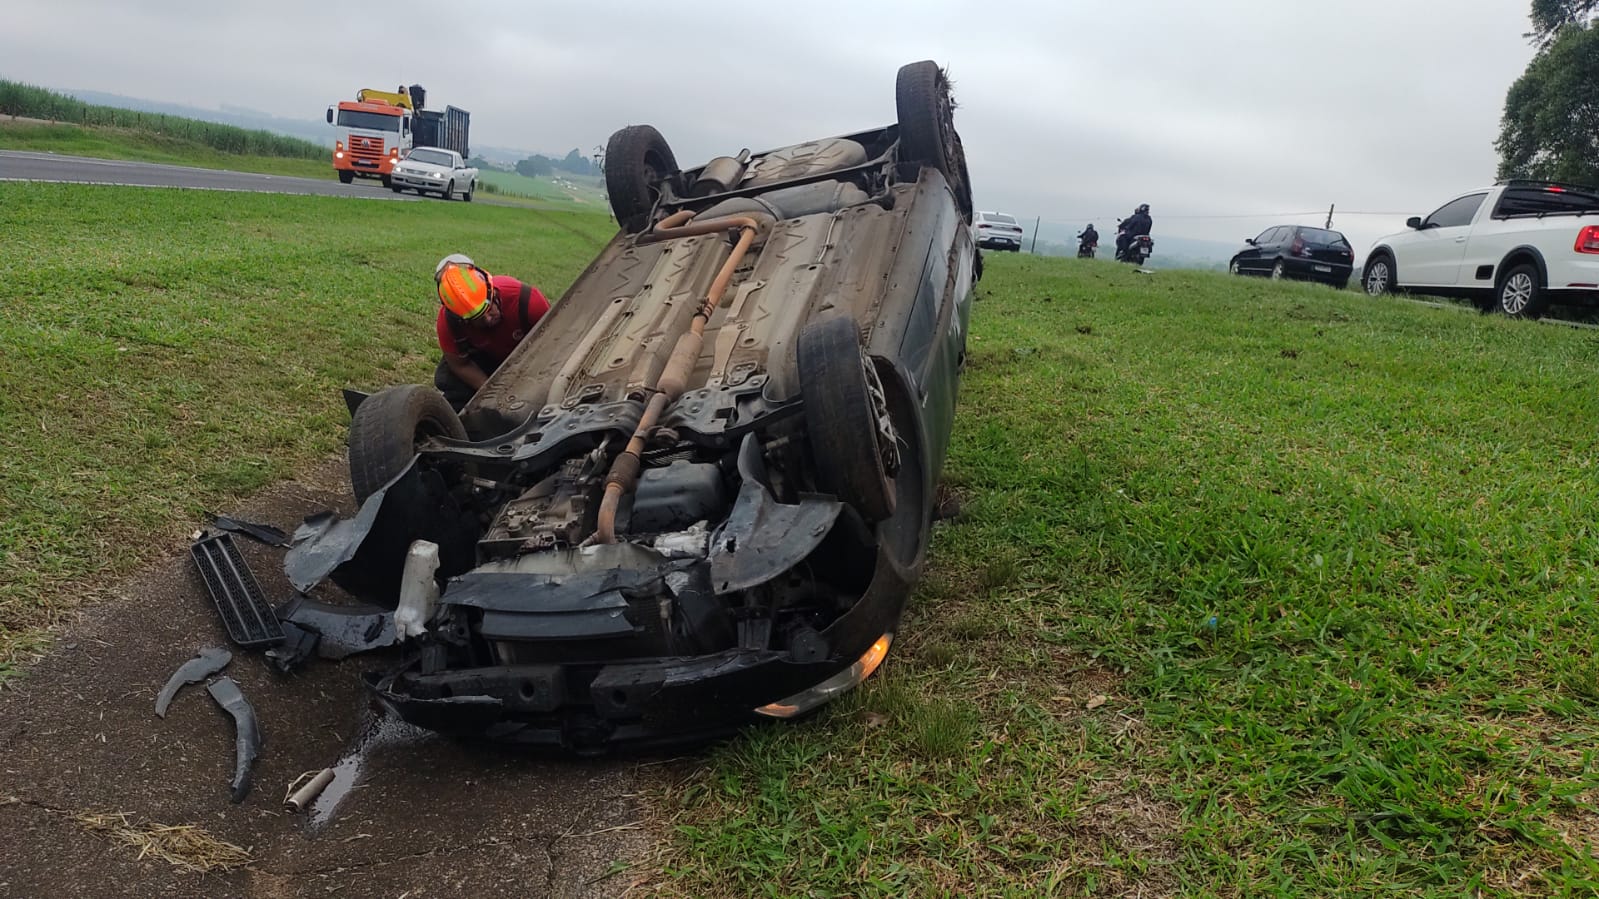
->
433 253 551 411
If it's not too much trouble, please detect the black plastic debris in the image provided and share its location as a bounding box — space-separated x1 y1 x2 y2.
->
264 621 319 673
276 595 394 660
206 677 260 803
191 532 285 649
154 647 232 718
210 514 291 548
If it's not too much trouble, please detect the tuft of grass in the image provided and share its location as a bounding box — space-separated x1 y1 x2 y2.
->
0 183 615 667
651 253 1599 896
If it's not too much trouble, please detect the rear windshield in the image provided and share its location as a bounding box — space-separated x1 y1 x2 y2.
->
1296 227 1349 247
986 213 1017 225
1494 185 1599 218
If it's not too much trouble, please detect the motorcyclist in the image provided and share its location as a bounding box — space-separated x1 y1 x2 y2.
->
1116 204 1153 258
1076 223 1099 255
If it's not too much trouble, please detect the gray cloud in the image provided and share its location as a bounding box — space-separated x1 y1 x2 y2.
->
4 0 1536 255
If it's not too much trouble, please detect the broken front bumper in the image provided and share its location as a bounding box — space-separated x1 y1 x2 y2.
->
367 546 913 754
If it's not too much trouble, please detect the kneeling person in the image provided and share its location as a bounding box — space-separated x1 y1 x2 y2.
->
433 254 550 411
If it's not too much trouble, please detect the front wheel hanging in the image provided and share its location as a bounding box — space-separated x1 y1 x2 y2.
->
798 316 897 523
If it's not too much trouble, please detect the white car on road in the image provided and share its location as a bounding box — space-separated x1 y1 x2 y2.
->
1363 180 1599 317
391 148 477 201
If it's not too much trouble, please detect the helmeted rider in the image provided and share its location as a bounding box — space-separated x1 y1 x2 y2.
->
1077 223 1099 248
1116 204 1153 258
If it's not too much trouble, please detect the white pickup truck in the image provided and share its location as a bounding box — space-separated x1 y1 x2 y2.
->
390 148 478 201
1362 180 1599 317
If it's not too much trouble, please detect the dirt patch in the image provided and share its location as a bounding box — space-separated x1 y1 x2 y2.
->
0 465 654 897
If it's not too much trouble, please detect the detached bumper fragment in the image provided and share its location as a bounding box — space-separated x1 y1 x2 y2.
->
206 677 261 803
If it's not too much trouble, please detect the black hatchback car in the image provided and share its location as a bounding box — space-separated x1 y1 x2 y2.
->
288 61 977 753
1229 225 1354 288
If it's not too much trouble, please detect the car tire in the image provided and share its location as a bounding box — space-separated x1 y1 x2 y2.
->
798 316 896 523
1495 263 1547 318
464 181 474 203
1334 277 1351 291
338 170 354 185
443 180 455 201
1271 260 1286 281
391 184 402 194
896 60 973 221
604 124 678 233
347 385 467 505
1228 258 1241 276
380 175 393 189
1363 253 1395 296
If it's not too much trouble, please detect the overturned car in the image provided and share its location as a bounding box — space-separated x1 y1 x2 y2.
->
296 61 978 752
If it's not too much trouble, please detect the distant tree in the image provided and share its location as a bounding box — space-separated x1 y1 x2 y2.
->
515 155 552 177
1529 0 1599 45
1496 23 1599 184
558 148 592 176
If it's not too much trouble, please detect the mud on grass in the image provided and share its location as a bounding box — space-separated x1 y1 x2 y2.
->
648 254 1599 896
0 183 614 667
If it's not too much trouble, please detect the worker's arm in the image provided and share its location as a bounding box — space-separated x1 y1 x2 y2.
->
442 351 489 390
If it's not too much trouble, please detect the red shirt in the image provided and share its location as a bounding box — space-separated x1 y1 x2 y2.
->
435 275 550 367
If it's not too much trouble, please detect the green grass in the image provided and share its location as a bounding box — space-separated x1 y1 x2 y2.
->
652 255 1599 896
0 79 324 160
0 183 615 662
0 121 333 179
476 168 607 208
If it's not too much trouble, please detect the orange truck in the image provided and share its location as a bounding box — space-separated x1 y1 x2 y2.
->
325 86 417 185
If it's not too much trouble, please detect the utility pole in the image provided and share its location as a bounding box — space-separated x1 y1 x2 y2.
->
1325 204 1335 229
1030 216 1041 254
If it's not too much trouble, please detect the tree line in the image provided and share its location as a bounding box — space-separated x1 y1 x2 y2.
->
514 148 596 179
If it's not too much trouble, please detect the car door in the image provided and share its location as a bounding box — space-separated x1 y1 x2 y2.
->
1237 228 1274 273
1400 193 1486 287
1256 227 1291 274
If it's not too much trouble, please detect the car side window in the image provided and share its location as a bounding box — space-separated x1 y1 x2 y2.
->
1253 228 1275 244
1424 193 1487 229
1264 227 1288 245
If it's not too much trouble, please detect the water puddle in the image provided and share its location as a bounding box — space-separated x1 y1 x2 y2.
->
306 710 427 833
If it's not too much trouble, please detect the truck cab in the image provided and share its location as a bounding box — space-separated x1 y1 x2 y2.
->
327 100 411 185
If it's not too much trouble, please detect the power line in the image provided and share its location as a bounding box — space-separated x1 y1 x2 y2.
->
1054 210 1413 221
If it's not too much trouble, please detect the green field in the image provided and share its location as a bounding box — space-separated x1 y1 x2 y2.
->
0 120 332 179
8 184 1599 894
652 259 1599 896
476 168 608 208
0 183 613 666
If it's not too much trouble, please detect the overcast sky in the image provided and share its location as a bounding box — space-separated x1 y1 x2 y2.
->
5 0 1537 255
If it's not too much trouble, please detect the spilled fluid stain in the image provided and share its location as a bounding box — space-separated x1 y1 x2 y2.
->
307 710 427 833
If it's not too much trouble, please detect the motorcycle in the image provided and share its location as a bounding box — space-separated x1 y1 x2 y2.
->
1076 240 1097 259
1115 232 1153 265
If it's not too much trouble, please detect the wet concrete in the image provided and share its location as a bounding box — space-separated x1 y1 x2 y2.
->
0 463 653 898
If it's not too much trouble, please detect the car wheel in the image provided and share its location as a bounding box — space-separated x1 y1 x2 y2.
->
347 385 467 505
338 170 354 185
604 124 678 233
798 316 896 522
380 175 393 189
896 60 972 221
1363 254 1394 296
1495 263 1547 318
464 181 474 203
1335 277 1351 291
1228 258 1241 276
1271 260 1286 281
391 184 402 194
443 180 455 201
